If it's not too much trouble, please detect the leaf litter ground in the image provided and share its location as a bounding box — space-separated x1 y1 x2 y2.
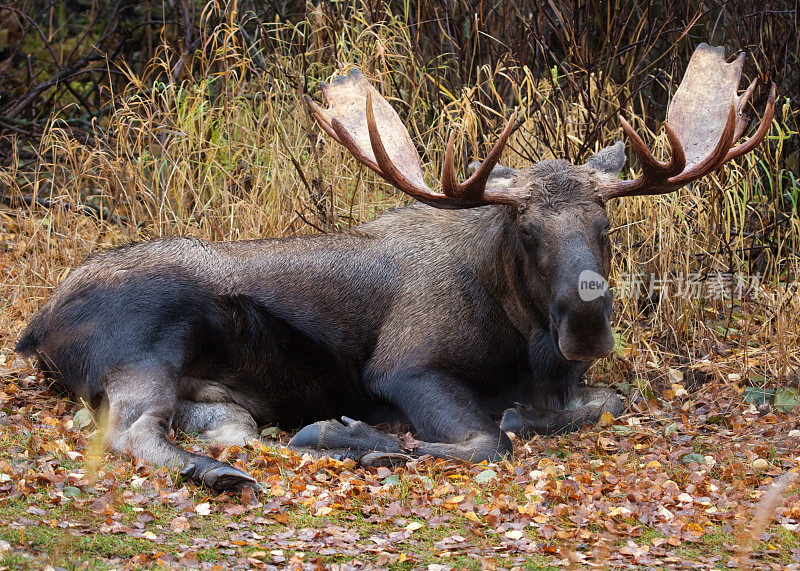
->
0 366 798 569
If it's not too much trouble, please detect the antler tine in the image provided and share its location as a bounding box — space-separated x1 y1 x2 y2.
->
439 114 518 204
441 131 460 199
621 116 686 177
330 115 383 175
304 95 343 145
452 115 517 198
725 83 776 163
733 79 757 140
602 115 686 199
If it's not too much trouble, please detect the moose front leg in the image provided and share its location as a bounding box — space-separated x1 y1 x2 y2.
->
290 369 512 463
500 384 624 437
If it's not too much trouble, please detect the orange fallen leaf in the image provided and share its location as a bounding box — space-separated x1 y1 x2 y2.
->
464 511 479 522
598 411 616 427
685 522 704 534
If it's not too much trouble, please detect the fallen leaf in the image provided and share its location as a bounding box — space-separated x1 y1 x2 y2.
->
170 516 190 533
72 407 93 430
685 522 704 535
598 411 616 427
399 432 420 452
316 506 333 516
774 388 800 412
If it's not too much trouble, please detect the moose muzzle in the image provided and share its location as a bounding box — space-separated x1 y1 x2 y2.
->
550 268 615 362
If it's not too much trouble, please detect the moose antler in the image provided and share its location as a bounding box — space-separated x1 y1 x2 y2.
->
305 69 526 208
602 43 776 200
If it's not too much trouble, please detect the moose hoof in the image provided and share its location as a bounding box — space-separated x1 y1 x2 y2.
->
574 385 626 418
359 452 413 468
601 392 625 418
181 462 262 493
288 421 325 448
204 465 262 493
289 418 398 452
500 407 522 434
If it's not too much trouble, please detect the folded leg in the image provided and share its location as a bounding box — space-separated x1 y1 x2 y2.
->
500 384 624 437
290 369 512 462
102 363 260 492
173 401 260 446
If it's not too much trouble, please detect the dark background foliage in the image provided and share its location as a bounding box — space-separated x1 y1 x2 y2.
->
1 0 797 163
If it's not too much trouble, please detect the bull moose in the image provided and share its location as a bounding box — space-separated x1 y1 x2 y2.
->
15 44 774 492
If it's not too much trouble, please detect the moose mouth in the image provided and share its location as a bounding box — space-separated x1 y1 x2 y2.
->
549 313 615 362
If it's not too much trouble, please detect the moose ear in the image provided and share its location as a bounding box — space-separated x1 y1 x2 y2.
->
584 141 626 176
468 161 518 187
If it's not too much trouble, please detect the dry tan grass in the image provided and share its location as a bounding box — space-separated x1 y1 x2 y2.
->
1 2 798 392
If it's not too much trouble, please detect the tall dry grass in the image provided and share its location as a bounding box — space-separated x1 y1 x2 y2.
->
1 1 798 391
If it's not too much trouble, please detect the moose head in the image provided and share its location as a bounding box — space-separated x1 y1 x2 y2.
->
307 43 775 362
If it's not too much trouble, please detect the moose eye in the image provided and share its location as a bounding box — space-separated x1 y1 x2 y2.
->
595 219 611 237
519 222 537 239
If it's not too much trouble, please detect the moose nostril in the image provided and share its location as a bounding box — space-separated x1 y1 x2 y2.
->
557 327 615 362
548 311 564 341
550 295 614 361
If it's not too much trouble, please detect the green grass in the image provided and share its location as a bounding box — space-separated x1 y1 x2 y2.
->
0 495 557 568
